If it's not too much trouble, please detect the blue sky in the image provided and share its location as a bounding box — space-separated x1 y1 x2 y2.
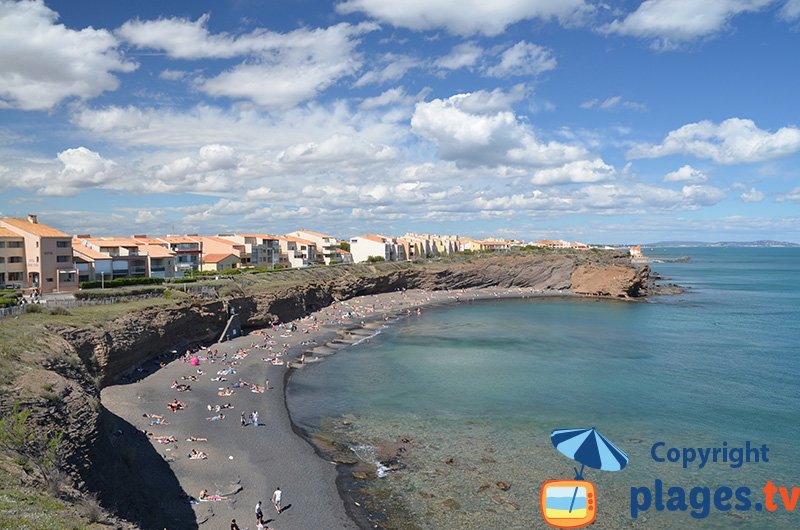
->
1 0 799 244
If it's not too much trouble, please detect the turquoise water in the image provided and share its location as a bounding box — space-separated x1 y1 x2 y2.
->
287 248 800 529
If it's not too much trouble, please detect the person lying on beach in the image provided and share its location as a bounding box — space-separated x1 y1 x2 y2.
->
206 414 225 421
196 369 205 375
231 378 249 388
210 376 227 382
250 384 265 393
218 389 235 397
182 375 199 381
153 435 176 444
198 489 227 501
143 413 165 421
167 400 185 412
186 436 208 442
172 383 192 392
217 368 236 375
188 449 208 460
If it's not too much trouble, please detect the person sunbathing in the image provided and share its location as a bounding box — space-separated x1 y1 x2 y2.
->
188 449 208 460
251 385 265 393
182 375 199 381
210 376 227 382
206 414 225 422
198 489 227 501
167 400 185 412
186 436 208 442
175 384 191 392
217 389 235 397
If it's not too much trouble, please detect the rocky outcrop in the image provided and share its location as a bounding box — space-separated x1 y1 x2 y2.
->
570 264 650 298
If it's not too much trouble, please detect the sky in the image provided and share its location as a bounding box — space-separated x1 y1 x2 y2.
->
0 0 799 244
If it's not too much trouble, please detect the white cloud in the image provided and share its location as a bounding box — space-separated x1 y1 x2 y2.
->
411 90 587 167
336 0 589 36
359 87 414 109
17 147 118 196
354 54 419 87
484 41 556 78
435 42 483 70
581 95 646 111
277 134 397 165
628 118 800 164
199 24 370 108
530 159 616 185
664 164 707 183
0 0 136 110
604 0 773 49
740 187 765 202
776 187 800 202
781 0 800 20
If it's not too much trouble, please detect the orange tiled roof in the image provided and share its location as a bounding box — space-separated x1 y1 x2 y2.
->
1 218 69 237
281 235 316 245
72 242 111 261
139 244 176 258
0 227 22 238
203 253 239 263
357 234 391 244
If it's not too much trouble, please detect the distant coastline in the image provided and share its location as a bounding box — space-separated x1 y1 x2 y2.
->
642 240 799 248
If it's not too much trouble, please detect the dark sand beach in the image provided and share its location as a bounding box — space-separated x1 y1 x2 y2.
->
102 287 556 529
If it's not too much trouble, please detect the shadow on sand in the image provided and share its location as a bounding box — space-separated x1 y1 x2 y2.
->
85 406 198 529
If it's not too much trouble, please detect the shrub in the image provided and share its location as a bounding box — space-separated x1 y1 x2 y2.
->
167 277 197 284
79 277 164 289
366 256 385 263
74 287 165 300
48 307 71 316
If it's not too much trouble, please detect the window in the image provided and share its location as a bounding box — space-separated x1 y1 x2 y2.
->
8 241 22 248
56 255 69 263
56 241 69 248
9 272 23 281
0 242 5 248
46 278 53 283
9 257 22 263
0 257 4 263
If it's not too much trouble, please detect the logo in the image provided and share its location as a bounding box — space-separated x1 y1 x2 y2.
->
540 427 628 529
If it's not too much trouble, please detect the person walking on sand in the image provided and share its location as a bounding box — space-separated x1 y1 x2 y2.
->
255 500 263 523
240 411 247 427
272 486 282 513
231 519 241 530
252 410 259 426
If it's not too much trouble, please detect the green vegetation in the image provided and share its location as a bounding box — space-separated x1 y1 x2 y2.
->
79 277 164 289
0 404 63 490
0 289 21 308
74 286 165 300
338 241 350 252
366 255 385 263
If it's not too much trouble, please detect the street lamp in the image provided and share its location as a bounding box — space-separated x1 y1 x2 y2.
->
100 271 105 289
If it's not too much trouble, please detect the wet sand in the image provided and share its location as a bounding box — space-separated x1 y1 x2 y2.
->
102 287 557 529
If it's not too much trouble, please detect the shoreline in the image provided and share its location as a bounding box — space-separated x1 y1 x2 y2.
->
101 287 585 529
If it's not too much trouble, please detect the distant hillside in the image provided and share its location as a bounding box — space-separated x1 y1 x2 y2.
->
644 240 800 248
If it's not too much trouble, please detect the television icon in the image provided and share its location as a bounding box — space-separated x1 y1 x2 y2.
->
540 479 596 529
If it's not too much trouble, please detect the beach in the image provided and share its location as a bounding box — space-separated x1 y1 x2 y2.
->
102 287 554 529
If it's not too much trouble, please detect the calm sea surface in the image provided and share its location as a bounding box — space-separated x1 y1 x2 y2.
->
287 248 800 529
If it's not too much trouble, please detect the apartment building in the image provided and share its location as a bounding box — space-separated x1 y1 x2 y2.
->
0 215 78 293
0 227 26 288
400 233 460 260
216 234 280 268
195 236 245 269
287 230 342 265
277 236 317 268
349 234 406 263
158 236 203 276
73 237 150 280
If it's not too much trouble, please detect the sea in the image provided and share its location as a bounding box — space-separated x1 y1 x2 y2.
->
286 248 800 529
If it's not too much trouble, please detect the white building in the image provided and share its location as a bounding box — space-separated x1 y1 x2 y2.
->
349 234 406 263
287 230 342 265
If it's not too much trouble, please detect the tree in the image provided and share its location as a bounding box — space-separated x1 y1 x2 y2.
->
338 241 350 252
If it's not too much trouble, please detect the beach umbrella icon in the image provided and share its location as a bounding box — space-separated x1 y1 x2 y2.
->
550 427 629 513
